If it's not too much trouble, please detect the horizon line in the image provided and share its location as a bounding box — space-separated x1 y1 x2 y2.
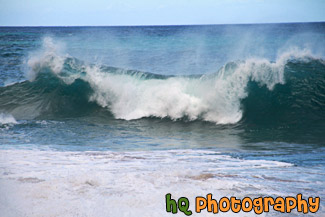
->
1 21 324 28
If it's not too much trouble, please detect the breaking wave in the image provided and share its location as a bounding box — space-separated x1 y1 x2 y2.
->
0 37 324 126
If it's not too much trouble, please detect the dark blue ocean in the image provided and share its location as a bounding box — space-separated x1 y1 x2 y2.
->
0 23 325 216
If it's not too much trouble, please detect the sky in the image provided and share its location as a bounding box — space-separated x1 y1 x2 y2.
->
0 0 324 26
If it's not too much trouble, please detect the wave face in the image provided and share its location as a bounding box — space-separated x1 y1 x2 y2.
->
0 37 325 126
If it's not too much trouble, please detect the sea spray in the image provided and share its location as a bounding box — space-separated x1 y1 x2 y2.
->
0 113 17 125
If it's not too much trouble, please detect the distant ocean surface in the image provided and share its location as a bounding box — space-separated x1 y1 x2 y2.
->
0 23 325 216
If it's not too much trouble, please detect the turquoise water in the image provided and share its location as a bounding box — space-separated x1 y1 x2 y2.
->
0 23 325 216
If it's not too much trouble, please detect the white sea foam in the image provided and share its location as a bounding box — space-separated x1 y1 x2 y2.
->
0 148 298 217
0 113 17 125
26 37 320 124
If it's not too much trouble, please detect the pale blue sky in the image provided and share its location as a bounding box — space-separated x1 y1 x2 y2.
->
0 0 324 26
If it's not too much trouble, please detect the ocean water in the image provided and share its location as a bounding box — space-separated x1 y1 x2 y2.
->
0 23 325 217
